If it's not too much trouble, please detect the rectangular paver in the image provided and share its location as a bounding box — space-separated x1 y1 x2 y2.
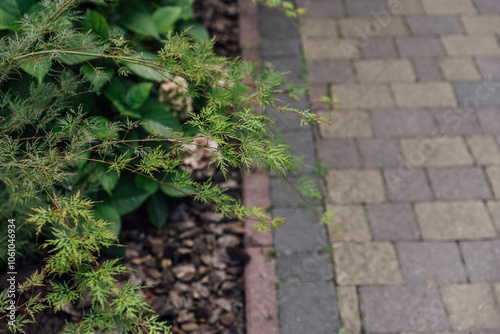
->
432 109 482 134
466 135 500 164
476 57 500 79
361 37 398 58
300 18 338 38
406 16 464 34
397 242 467 283
473 0 500 13
296 1 345 17
346 0 387 16
354 59 416 83
384 168 433 202
396 37 445 57
461 15 500 34
339 17 408 37
317 110 373 138
400 137 473 167
327 205 372 242
367 203 420 241
302 38 361 60
387 0 424 15
360 285 450 332
337 287 361 334
454 81 500 107
439 57 482 81
330 84 395 109
441 35 500 56
333 242 403 286
486 166 500 199
413 58 444 81
415 201 497 240
427 167 492 200
477 108 500 133
358 138 402 168
316 139 361 169
326 170 386 204
460 240 500 282
391 82 457 108
440 284 500 330
372 109 437 137
308 60 354 83
422 0 477 14
487 201 500 232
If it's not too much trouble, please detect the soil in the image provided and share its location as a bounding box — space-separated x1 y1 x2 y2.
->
17 1 245 333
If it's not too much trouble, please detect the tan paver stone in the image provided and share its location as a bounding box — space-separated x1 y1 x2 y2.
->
415 201 497 240
391 82 457 108
333 242 403 286
337 286 361 334
326 170 386 204
400 137 474 167
387 0 424 15
422 0 477 14
494 283 500 305
338 17 408 37
354 59 416 83
439 57 482 81
441 35 500 56
486 166 500 198
440 284 500 330
486 201 500 232
461 15 500 34
327 205 372 242
317 110 373 138
300 18 338 37
466 135 500 165
331 84 395 109
402 332 462 334
302 38 361 60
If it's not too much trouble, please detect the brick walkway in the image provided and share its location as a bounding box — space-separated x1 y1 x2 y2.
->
260 0 500 333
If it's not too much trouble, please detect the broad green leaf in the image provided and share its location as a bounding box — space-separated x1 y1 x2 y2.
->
59 48 100 65
160 172 195 198
146 192 169 229
125 82 153 110
94 162 120 195
83 9 109 39
103 78 141 118
135 174 159 194
89 116 119 139
119 52 165 82
105 181 151 215
177 20 210 42
152 6 182 32
117 3 159 39
20 56 51 84
81 64 114 92
0 0 35 30
94 204 122 237
141 104 180 138
159 0 194 19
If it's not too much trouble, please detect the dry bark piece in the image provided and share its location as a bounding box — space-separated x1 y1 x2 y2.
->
173 264 197 281
220 312 236 326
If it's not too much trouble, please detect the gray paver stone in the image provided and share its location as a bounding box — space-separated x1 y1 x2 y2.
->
476 57 500 80
358 138 402 168
275 251 333 282
477 108 500 133
432 109 482 135
308 60 354 83
372 109 437 137
427 167 492 200
317 139 361 169
453 81 500 107
366 203 420 241
406 16 464 35
460 240 500 282
326 170 386 204
474 0 500 13
384 168 433 202
396 37 445 57
413 58 444 82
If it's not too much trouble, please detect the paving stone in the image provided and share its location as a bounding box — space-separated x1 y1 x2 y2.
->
440 57 482 81
406 16 464 34
473 0 500 13
302 38 361 60
339 17 408 38
372 109 437 137
494 283 500 305
296 0 345 17
276 251 333 281
337 287 361 334
333 242 403 285
326 170 386 204
413 58 444 82
366 203 420 241
267 97 310 133
384 168 433 202
243 173 273 247
346 0 387 16
354 59 416 83
440 284 500 330
476 57 500 79
360 285 450 332
270 177 321 207
486 201 500 232
309 84 330 111
477 108 500 133
415 201 497 240
317 110 373 138
327 205 372 242
361 37 398 58
466 135 500 164
316 139 361 169
428 167 492 200
300 18 338 38
442 35 500 56
261 39 300 59
432 109 482 135
397 242 468 284
392 82 457 108
260 6 299 40
278 281 340 334
308 60 354 83
281 131 317 174
454 82 500 108
422 0 477 14
330 84 395 109
387 0 425 15
486 166 500 199
461 15 500 34
396 37 445 57
358 138 401 168
400 137 474 167
461 240 500 282
273 207 329 254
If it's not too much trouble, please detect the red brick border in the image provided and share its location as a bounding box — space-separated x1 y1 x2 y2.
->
239 1 280 333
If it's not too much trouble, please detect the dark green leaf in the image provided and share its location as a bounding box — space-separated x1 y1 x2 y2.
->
117 2 159 38
89 116 119 139
81 64 114 92
83 9 109 39
59 48 100 65
177 20 210 42
94 161 120 195
119 52 165 82
141 104 180 138
152 6 182 32
0 0 34 30
125 82 153 110
105 181 151 215
135 174 159 194
159 0 193 19
146 192 169 229
94 204 122 237
160 172 195 198
20 56 51 84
